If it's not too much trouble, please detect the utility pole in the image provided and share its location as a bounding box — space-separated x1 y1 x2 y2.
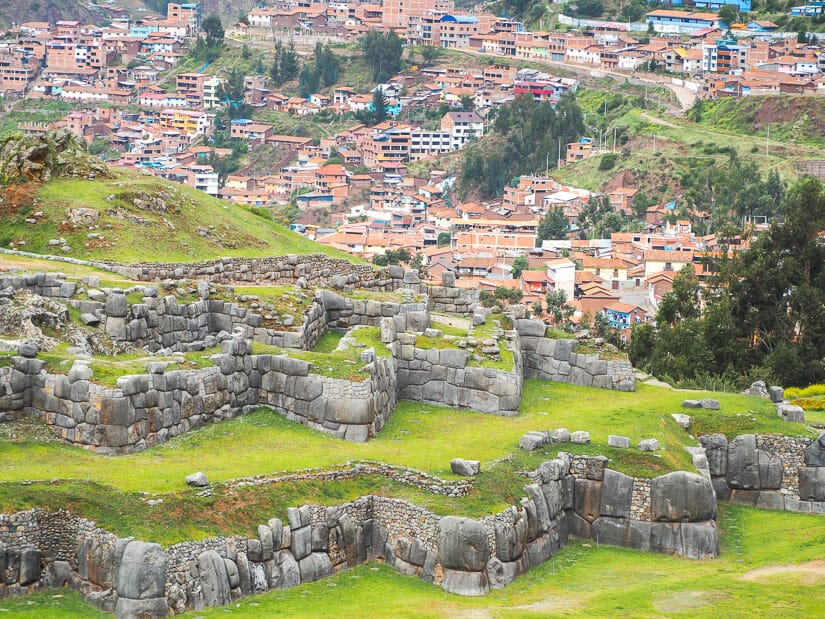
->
557 137 561 170
613 126 617 153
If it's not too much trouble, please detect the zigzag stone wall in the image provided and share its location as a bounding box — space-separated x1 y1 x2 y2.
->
0 454 718 617
394 330 524 416
3 337 397 454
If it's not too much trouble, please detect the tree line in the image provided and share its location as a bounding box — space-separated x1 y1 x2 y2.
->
460 94 585 199
629 177 825 389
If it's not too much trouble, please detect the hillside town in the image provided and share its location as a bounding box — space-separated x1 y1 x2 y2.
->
1 0 820 336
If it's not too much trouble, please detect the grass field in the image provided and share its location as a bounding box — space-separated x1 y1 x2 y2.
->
0 170 356 263
3 503 824 618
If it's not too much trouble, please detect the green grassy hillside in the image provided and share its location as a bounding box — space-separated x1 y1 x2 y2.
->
1 170 354 263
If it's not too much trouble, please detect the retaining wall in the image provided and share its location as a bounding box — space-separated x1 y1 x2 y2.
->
0 454 718 616
515 319 636 392
3 337 396 454
394 330 524 416
699 432 825 514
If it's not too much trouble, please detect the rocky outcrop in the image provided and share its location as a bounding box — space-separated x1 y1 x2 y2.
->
0 130 107 184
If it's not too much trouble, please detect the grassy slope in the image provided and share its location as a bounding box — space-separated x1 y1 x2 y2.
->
1 170 355 263
698 95 825 148
5 504 825 618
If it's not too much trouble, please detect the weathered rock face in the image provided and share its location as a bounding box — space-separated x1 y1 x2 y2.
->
0 130 107 184
699 432 825 514
726 434 783 490
805 433 825 467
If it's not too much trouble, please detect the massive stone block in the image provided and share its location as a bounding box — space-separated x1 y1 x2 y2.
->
438 516 489 572
798 467 825 501
699 434 728 477
650 472 715 522
804 433 825 467
197 550 232 608
600 469 633 519
727 434 760 490
115 541 166 601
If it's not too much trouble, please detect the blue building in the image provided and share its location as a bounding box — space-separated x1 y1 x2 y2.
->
693 0 751 11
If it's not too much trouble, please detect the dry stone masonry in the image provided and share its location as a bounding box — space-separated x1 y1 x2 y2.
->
699 432 825 513
0 453 718 617
1 280 633 452
515 319 636 391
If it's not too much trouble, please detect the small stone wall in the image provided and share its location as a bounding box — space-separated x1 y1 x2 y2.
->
515 320 636 392
0 364 25 420
394 330 523 416
0 455 717 616
699 432 825 514
228 461 472 498
104 255 406 292
0 273 77 299
71 290 326 354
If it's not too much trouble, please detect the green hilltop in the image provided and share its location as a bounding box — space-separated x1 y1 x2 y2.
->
0 132 353 264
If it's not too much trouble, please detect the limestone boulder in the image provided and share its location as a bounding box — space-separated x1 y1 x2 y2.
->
699 434 728 477
185 472 209 487
804 433 825 467
115 541 167 601
798 467 825 501
451 458 481 477
197 550 231 608
777 403 805 423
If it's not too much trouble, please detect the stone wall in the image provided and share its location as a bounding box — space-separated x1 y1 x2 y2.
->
228 461 471 498
0 455 717 616
394 329 523 416
0 273 77 299
699 432 825 514
0 363 25 421
71 289 327 354
15 337 397 453
515 319 636 392
565 455 718 558
104 255 408 292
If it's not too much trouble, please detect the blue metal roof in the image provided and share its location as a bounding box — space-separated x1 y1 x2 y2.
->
440 14 479 24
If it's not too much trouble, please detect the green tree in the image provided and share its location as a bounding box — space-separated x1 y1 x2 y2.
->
512 256 528 278
360 31 404 82
437 232 451 247
576 0 604 17
545 289 573 327
366 88 388 125
537 208 569 244
419 44 442 67
201 14 224 48
718 4 738 25
656 266 701 325
217 68 251 119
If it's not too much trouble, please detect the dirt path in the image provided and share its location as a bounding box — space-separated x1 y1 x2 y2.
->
740 560 825 583
639 112 679 128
